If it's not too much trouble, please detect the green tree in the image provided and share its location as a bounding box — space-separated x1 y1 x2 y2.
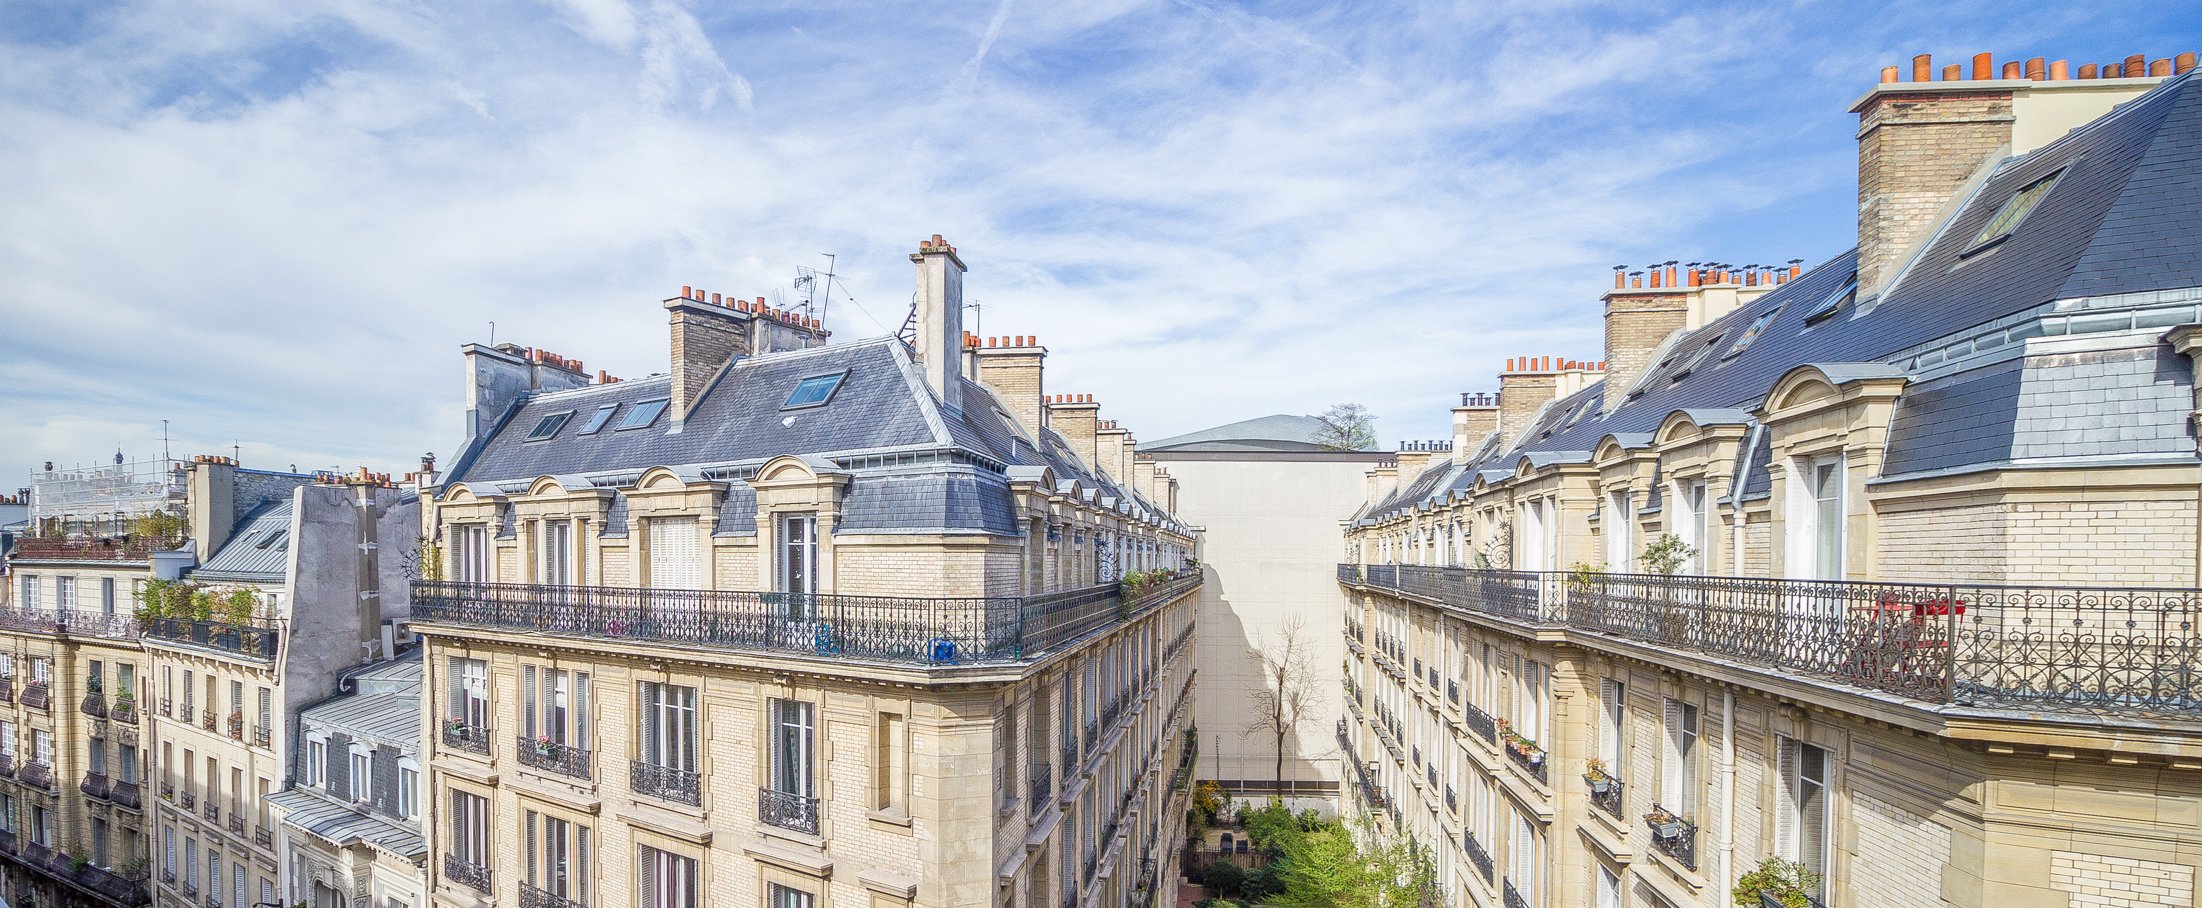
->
1311 404 1378 452
1270 817 1433 908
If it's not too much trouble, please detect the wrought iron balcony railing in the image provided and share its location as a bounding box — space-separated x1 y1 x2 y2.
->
1586 774 1624 820
20 682 50 711
1502 879 1530 908
413 573 1201 667
11 537 159 561
1645 805 1698 870
441 721 491 755
255 828 272 849
143 618 279 661
1501 732 1547 785
629 759 700 806
1029 765 1052 816
444 854 492 894
1342 563 2202 718
758 787 820 835
1464 832 1494 882
19 761 52 791
80 772 109 800
516 737 591 780
110 780 142 810
521 883 588 908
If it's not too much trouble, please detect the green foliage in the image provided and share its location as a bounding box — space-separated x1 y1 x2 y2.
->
1641 533 1697 576
128 511 188 547
1267 815 1434 908
411 535 446 583
1202 859 1247 898
137 579 258 624
137 579 198 622
1566 560 1600 590
216 588 258 625
1734 857 1822 908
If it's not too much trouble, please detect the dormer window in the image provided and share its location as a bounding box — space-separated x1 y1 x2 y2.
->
782 371 848 410
525 412 573 441
577 404 618 435
616 400 668 430
1802 279 1856 324
1724 308 1781 359
1968 169 2063 252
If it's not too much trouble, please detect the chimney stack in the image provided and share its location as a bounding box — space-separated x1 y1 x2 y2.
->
974 336 1048 437
1452 392 1500 460
1601 276 1690 410
1497 358 1562 443
909 234 967 414
1096 421 1132 485
664 289 754 431
1047 394 1102 471
463 342 592 445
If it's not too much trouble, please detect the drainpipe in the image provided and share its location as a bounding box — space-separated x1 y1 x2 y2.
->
1720 687 1737 897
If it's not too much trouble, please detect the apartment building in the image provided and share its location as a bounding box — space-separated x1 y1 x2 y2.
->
1340 54 2202 908
146 460 419 908
411 235 1200 908
1144 415 1388 808
265 653 426 908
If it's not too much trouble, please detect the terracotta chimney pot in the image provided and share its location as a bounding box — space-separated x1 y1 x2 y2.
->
1972 52 1993 80
2079 63 2099 79
1880 66 1899 83
2025 57 2046 81
1942 64 1961 81
2177 52 2197 75
2124 54 2146 77
2050 59 2069 80
2001 62 2022 79
1912 54 1932 82
2150 58 2172 77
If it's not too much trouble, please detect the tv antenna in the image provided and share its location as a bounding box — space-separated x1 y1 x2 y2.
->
965 299 984 337
794 253 841 323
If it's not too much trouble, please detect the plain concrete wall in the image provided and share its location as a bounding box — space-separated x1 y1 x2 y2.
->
1152 451 1383 808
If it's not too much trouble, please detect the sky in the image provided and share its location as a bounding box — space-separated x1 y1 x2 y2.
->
2 0 2197 487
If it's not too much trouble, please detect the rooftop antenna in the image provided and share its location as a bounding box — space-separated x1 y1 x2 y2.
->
232 440 240 465
488 321 496 347
965 299 984 337
793 253 840 324
161 420 171 464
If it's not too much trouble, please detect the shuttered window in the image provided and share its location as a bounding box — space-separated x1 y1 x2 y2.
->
1660 699 1698 817
645 518 702 590
1778 737 1831 901
638 846 696 908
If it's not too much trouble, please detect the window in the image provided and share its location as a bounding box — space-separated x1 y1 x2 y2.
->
1597 679 1625 770
878 711 907 814
1662 699 1699 818
776 513 817 606
349 747 371 802
1778 739 1832 903
184 836 197 889
1802 279 1855 324
1514 660 1548 747
119 744 138 784
162 826 174 878
639 846 697 908
769 698 815 797
182 669 193 714
450 658 490 729
525 412 574 440
1970 170 2061 249
1508 808 1542 904
616 399 668 430
16 575 33 611
1671 334 1722 380
1789 455 1846 581
767 884 815 908
257 687 272 742
782 372 847 409
101 577 116 616
306 738 326 786
578 404 619 435
398 760 420 820
454 525 490 583
537 520 574 585
1673 480 1709 574
91 816 108 867
525 811 591 904
1604 490 1633 572
450 790 490 867
55 576 76 611
32 729 51 767
1596 864 1621 908
1725 307 1781 358
639 682 697 772
523 666 592 752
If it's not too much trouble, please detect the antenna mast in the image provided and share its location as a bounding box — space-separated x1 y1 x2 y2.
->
794 253 840 324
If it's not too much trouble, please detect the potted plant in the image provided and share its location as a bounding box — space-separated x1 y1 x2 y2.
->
444 717 472 738
1583 758 1616 794
534 735 558 757
1645 805 1688 839
1733 856 1822 908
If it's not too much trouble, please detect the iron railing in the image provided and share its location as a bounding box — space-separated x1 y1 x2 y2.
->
19 761 52 791
1502 879 1530 908
1587 775 1624 820
1460 701 1496 744
144 618 279 660
80 772 109 800
520 883 587 908
1464 833 1493 883
1029 765 1052 816
10 538 159 561
441 722 490 755
110 780 142 810
1646 805 1698 870
413 573 1201 667
1500 732 1547 785
629 760 700 806
444 854 491 894
20 682 50 711
516 737 591 780
255 828 272 849
1343 564 2202 717
758 787 819 835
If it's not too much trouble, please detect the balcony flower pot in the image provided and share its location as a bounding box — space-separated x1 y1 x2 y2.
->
1585 775 1614 795
1645 809 1688 839
534 737 559 757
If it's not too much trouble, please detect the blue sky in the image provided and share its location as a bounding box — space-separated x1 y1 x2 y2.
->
2 0 2196 486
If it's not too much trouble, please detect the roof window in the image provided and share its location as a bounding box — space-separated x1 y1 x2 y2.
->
616 399 668 430
524 412 573 441
577 404 618 435
782 371 848 410
1671 334 1723 381
1968 169 2063 251
1802 279 1856 324
1723 307 1782 359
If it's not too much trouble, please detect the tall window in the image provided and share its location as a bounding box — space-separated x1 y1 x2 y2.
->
1514 660 1548 746
879 711 908 814
449 790 489 867
306 739 326 786
183 836 197 889
119 744 139 783
639 682 697 771
539 519 574 585
1596 864 1621 908
1662 699 1699 818
182 670 194 715
449 658 489 729
162 826 174 878
523 666 591 751
768 884 815 908
525 811 591 904
1508 808 1541 903
348 747 371 802
55 576 76 611
16 575 34 611
1789 455 1845 580
1779 739 1831 902
1604 490 1633 571
32 729 52 767
398 761 420 820
769 699 814 797
454 524 489 583
1598 679 1625 770
639 846 697 908
776 513 818 606
100 577 116 616
1675 480 1710 574
30 658 49 686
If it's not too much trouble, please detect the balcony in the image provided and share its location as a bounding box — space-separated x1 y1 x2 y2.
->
20 681 50 711
758 787 820 835
629 759 700 806
1461 701 1497 743
441 721 491 755
1586 773 1624 820
444 854 492 894
1502 879 1530 908
251 725 270 747
1342 563 2202 718
1028 765 1052 816
1463 833 1495 883
11 537 158 561
1084 719 1100 759
143 618 280 661
1446 679 1459 704
19 761 52 791
180 791 196 810
228 815 244 835
1499 728 1547 785
202 801 219 823
1059 741 1077 785
110 780 142 810
255 828 271 849
112 698 138 724
516 737 592 780
0 842 152 907
412 572 1202 668
201 711 217 731
80 772 109 801
1444 785 1457 813
1645 806 1699 870
81 691 107 718
521 883 587 908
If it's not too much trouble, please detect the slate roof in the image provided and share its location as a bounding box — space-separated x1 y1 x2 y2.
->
1144 414 1341 452
270 654 424 859
188 499 292 582
266 790 425 859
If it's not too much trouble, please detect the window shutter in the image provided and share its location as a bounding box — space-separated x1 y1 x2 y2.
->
639 848 658 908
1774 736 1799 860
1661 698 1683 807
574 673 591 752
523 666 537 740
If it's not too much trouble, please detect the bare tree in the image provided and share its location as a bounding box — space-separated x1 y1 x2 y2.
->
1245 614 1321 792
1311 403 1378 452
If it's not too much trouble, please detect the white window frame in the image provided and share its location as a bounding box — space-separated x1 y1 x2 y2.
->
1605 490 1633 572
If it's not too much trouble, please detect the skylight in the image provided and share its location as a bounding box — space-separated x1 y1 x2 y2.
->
783 371 848 409
1724 308 1782 358
617 400 668 430
577 404 618 435
525 412 573 441
1803 280 1857 324
1672 335 1723 380
1970 170 2062 250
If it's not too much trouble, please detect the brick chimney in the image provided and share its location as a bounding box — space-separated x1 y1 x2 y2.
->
1048 394 1102 470
1096 420 1131 485
1850 51 2172 295
1602 272 1690 410
974 335 1048 436
665 290 752 431
1497 357 1563 444
909 235 967 414
1134 456 1160 501
1394 447 1435 479
1452 392 1499 459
